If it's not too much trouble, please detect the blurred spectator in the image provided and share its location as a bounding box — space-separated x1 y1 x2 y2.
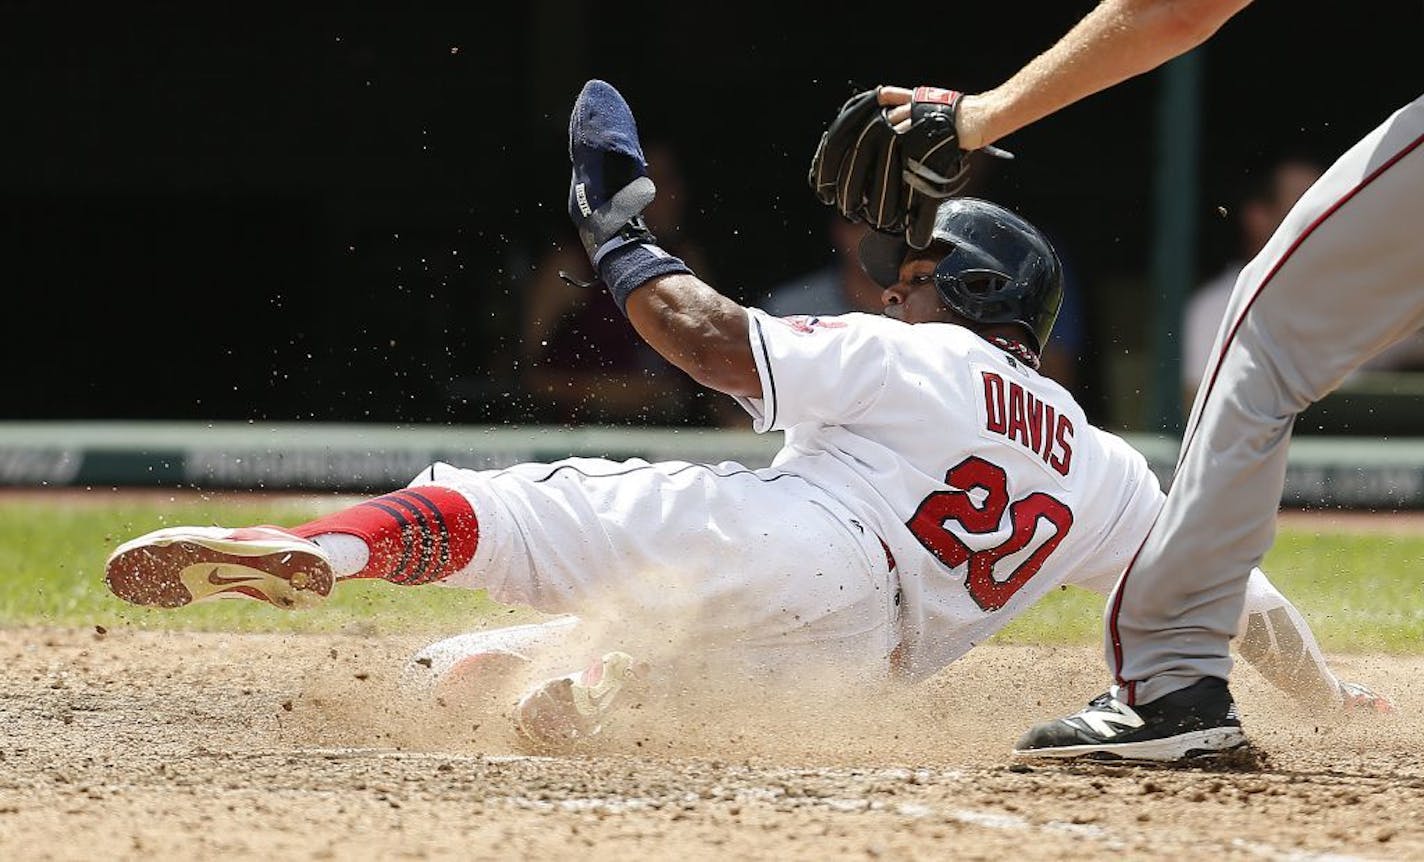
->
517 142 714 425
1183 156 1323 407
758 215 882 316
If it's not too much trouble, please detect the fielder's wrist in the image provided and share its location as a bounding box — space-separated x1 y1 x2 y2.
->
954 94 990 150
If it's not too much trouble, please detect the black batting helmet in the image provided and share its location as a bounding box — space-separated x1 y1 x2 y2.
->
858 198 1064 353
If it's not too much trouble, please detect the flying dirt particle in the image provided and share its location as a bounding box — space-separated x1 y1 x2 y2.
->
354 672 369 681
415 657 432 668
281 700 293 712
94 626 107 637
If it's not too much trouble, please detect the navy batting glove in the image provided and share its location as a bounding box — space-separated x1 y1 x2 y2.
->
567 80 659 267
562 80 691 313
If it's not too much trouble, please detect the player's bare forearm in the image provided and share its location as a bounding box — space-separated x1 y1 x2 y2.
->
955 0 1252 149
625 275 761 398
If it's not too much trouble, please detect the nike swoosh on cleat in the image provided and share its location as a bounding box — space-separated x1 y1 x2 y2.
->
207 567 260 586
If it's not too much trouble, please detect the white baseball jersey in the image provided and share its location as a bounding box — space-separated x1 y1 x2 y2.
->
735 308 1163 681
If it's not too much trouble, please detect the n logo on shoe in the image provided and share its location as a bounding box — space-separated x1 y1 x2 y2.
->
1069 702 1144 738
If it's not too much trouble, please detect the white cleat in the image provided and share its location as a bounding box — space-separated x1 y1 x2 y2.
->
105 525 334 610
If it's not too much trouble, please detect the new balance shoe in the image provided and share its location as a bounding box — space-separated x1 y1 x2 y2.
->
1013 677 1247 762
513 650 649 752
105 525 334 610
1339 680 1396 715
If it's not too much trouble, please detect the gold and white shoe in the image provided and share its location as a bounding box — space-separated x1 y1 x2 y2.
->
513 651 649 752
105 525 334 610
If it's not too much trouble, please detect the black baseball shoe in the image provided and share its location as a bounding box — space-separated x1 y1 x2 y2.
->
1012 677 1247 762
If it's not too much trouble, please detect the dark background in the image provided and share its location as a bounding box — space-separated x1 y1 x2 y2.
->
3 2 1419 428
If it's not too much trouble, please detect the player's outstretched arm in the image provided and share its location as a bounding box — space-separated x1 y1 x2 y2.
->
562 79 760 399
887 0 1253 150
1234 567 1394 714
810 1 1251 248
1073 565 1391 714
624 275 759 398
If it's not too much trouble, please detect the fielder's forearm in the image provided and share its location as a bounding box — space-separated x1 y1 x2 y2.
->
957 0 1252 149
625 275 762 398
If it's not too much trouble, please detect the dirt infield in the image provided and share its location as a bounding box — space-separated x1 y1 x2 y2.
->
2 627 1420 861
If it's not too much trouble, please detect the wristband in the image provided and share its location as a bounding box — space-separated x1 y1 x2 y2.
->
597 242 693 314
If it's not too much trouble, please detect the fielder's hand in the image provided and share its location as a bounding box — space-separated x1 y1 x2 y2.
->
809 85 1012 249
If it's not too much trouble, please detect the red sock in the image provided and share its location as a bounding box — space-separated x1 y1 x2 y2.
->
292 486 479 585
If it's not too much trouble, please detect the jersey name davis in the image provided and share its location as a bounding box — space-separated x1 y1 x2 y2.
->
979 370 1074 477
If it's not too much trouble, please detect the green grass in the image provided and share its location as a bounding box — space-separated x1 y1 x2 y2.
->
0 498 523 635
2 498 1421 653
994 530 1424 653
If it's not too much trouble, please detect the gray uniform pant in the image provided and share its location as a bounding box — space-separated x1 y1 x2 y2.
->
1107 93 1424 704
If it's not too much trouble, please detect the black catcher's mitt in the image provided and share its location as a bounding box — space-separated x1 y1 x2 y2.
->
809 86 1010 249
808 88 904 233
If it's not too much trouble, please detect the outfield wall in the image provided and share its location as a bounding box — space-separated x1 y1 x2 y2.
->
2 421 1423 510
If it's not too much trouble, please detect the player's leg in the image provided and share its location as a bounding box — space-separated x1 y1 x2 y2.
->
1015 94 1424 760
418 459 898 657
1110 93 1424 704
106 457 897 667
452 457 897 749
104 482 480 609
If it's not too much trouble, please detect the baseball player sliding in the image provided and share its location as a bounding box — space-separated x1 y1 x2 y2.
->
103 80 1389 752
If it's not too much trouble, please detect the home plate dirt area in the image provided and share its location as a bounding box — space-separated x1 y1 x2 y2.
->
1 627 1420 861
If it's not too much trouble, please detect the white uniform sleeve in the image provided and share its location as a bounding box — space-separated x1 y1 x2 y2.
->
733 308 892 433
1234 566 1343 710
